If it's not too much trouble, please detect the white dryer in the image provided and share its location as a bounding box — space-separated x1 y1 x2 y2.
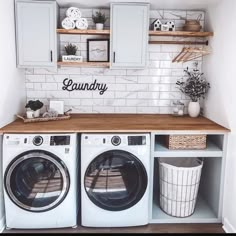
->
2 133 79 229
81 133 150 227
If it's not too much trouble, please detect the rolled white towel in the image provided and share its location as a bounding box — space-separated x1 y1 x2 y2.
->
66 7 81 21
61 17 76 30
75 18 88 30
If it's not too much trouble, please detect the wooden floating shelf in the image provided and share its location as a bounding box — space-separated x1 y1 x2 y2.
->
56 29 110 35
149 31 214 37
57 29 213 37
57 61 110 67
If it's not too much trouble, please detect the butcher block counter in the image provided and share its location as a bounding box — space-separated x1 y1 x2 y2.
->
0 114 229 134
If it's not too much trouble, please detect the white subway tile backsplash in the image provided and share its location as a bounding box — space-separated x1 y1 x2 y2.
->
126 84 149 92
137 106 160 114
93 106 115 113
25 8 204 114
27 91 46 98
116 76 138 84
164 10 187 20
150 52 173 61
42 83 58 90
47 91 70 99
138 76 160 84
115 107 137 113
26 75 46 83
126 69 149 76
138 92 159 99
149 68 172 76
115 91 137 99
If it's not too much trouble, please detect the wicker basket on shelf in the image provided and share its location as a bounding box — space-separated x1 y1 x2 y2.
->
165 134 207 150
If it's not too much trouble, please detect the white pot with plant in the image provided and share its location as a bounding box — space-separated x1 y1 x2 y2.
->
92 11 107 30
176 64 210 118
25 100 44 118
62 43 83 62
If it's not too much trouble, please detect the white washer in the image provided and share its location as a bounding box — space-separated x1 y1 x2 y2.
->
81 133 150 227
2 133 78 229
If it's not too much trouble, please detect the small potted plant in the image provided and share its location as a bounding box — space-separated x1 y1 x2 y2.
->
62 43 83 62
92 11 107 30
176 64 210 117
25 100 44 118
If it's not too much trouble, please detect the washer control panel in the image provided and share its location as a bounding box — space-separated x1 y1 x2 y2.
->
83 134 149 146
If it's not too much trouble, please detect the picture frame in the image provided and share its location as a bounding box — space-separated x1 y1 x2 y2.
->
87 39 110 62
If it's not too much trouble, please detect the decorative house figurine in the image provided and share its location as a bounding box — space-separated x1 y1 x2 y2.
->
161 23 169 31
166 21 176 31
150 19 162 31
161 21 176 31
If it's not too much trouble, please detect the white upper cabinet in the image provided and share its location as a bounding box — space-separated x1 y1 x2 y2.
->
15 0 58 68
110 3 149 69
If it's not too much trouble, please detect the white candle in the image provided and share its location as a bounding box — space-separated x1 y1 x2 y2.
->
178 110 184 116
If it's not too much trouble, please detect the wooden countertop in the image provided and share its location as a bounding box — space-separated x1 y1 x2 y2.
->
0 114 229 134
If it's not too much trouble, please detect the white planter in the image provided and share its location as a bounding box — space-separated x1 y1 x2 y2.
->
95 23 104 30
62 55 83 62
33 109 40 118
188 101 200 118
26 110 34 119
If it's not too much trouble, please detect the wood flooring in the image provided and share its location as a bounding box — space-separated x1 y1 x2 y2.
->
4 223 225 234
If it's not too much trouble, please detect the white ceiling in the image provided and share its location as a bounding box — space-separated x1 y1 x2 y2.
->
56 0 222 10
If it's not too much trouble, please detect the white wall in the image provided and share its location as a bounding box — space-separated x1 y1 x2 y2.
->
204 0 236 233
0 0 26 231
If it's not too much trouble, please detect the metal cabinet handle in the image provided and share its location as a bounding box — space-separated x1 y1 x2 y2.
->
50 50 53 62
113 52 116 63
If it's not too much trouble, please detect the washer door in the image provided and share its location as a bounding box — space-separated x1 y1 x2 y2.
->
4 150 70 212
84 150 148 211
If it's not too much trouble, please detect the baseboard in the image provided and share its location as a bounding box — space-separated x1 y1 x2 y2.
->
223 218 236 233
0 216 5 233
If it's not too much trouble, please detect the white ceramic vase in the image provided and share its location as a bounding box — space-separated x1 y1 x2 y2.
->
96 23 104 30
188 101 200 118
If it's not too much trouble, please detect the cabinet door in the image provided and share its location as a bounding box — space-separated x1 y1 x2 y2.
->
110 3 149 69
15 0 57 68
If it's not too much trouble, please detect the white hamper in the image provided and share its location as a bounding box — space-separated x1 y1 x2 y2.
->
158 158 203 217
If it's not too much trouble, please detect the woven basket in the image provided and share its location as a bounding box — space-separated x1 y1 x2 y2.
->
165 135 207 150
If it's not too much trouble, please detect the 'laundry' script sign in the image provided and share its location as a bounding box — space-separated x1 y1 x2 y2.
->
62 78 108 95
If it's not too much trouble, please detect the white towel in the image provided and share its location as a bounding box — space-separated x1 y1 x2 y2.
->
61 17 76 30
66 7 81 21
75 18 88 30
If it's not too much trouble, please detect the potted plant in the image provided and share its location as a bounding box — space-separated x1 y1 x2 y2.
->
62 43 83 62
25 100 44 118
176 64 210 117
92 11 107 30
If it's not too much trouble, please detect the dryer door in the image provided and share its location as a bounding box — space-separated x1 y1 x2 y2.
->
84 150 148 211
4 150 70 212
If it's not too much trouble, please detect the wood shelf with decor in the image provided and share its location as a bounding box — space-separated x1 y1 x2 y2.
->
57 61 110 67
149 31 213 37
56 29 110 35
149 31 214 45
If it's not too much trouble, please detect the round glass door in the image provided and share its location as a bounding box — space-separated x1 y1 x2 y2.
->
4 150 70 212
84 150 148 211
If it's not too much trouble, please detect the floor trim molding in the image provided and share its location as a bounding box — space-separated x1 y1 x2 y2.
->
223 218 236 233
0 216 5 233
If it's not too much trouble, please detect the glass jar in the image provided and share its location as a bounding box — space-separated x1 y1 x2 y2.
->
172 100 185 116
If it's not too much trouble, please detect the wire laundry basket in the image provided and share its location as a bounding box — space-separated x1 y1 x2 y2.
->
158 157 203 218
